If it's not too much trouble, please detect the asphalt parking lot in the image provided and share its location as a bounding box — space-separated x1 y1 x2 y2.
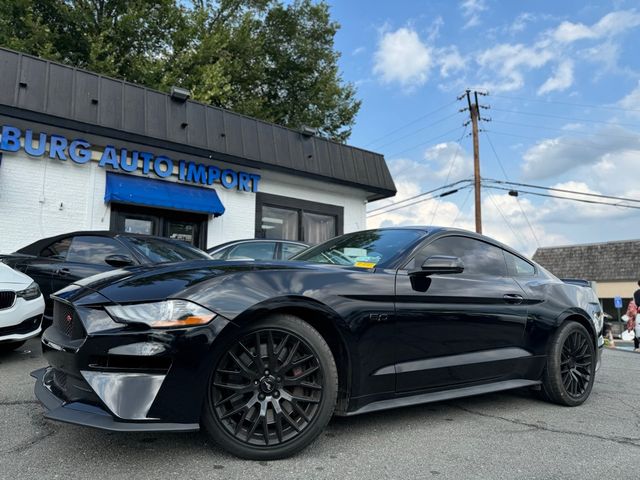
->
1 339 638 480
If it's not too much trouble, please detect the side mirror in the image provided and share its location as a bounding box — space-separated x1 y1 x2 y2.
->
411 255 464 276
105 254 135 268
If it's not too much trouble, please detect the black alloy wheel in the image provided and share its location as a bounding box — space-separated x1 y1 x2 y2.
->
560 331 593 398
203 315 337 460
540 321 596 406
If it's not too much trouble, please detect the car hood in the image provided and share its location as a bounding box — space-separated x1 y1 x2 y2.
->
53 259 342 307
0 262 34 287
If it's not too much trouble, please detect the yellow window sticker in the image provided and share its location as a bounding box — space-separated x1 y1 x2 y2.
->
354 261 377 269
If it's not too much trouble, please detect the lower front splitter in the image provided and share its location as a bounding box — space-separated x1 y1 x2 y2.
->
31 368 199 433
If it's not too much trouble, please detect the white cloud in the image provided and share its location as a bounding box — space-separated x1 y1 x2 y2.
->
618 80 640 112
352 46 366 56
460 0 487 29
550 10 640 43
436 46 466 77
373 27 432 88
521 127 640 180
508 12 535 34
475 43 554 92
537 59 574 95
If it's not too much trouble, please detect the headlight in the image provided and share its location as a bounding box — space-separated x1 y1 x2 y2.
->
16 282 41 301
105 300 216 328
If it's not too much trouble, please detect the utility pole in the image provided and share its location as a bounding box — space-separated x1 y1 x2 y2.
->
461 90 490 234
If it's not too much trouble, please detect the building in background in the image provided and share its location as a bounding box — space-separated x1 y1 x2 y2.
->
533 239 640 317
0 48 396 253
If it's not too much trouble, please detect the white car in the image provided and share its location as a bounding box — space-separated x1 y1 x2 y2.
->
0 262 45 351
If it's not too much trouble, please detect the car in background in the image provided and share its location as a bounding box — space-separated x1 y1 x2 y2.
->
1 231 211 325
207 239 309 261
0 262 44 352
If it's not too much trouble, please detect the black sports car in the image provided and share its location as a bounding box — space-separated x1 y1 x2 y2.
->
32 227 604 460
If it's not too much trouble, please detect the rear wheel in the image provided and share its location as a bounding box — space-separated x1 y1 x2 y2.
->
202 315 338 460
0 340 26 353
540 321 595 406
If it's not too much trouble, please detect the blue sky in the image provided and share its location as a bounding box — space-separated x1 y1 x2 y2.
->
328 0 640 255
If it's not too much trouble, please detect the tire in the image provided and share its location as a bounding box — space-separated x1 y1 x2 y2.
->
202 314 338 460
540 321 596 406
0 340 26 353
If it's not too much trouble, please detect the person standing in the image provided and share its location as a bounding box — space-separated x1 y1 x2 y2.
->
635 282 640 352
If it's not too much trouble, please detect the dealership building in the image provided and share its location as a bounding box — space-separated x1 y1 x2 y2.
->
0 48 396 253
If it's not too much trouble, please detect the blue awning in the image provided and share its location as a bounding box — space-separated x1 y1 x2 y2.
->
104 173 225 216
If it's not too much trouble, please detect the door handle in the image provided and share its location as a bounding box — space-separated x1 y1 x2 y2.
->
503 293 524 304
57 268 71 277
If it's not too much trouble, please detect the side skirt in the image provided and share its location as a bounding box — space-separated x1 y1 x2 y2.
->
343 379 541 416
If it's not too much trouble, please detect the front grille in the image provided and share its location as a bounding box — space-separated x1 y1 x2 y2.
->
53 370 68 391
0 291 16 310
0 315 41 336
52 301 85 339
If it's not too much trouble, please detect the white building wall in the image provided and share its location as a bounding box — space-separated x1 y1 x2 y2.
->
0 150 109 253
1 141 369 253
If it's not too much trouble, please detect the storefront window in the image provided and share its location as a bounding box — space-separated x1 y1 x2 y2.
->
303 212 336 244
124 218 154 235
261 206 299 240
256 193 343 244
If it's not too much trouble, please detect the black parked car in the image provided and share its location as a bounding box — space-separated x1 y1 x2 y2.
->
32 227 603 460
1 231 211 324
207 239 309 261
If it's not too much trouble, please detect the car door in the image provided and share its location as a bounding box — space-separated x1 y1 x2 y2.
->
50 235 133 294
394 234 529 392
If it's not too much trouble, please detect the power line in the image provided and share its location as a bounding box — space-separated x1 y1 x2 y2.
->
483 132 540 248
490 93 640 116
452 187 473 226
367 178 473 214
430 126 468 224
483 178 640 205
363 99 459 148
486 190 529 249
491 119 640 141
484 185 640 210
374 112 461 150
367 185 472 218
386 125 466 158
491 107 640 130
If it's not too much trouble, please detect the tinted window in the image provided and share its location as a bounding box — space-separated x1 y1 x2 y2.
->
294 229 424 268
41 238 72 259
303 212 336 244
504 251 536 276
227 242 276 261
413 236 507 276
261 206 298 240
127 236 210 263
66 236 130 265
281 243 307 259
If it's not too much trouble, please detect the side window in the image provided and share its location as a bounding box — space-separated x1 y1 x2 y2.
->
504 251 536 277
66 236 131 265
40 238 72 259
227 242 276 261
282 243 307 259
412 236 507 276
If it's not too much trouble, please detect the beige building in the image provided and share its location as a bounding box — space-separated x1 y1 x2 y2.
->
533 239 640 318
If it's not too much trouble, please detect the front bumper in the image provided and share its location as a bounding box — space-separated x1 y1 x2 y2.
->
0 294 44 342
32 299 231 432
32 367 198 432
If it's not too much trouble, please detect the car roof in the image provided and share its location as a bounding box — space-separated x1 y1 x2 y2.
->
207 239 309 253
15 230 189 255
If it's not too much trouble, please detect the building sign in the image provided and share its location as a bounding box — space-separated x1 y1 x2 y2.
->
0 124 260 192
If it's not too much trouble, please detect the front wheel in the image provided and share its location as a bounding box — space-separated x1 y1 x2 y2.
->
540 321 596 406
202 315 338 460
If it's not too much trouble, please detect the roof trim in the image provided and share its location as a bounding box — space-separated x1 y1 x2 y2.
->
0 47 396 201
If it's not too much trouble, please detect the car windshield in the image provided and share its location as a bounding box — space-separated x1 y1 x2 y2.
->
126 236 211 263
292 229 424 268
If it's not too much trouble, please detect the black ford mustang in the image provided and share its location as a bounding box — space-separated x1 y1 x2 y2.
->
32 227 604 460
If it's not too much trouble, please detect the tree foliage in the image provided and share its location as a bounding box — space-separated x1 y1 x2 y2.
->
0 0 360 141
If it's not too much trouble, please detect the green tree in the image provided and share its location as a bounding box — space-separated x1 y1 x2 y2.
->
0 0 360 142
